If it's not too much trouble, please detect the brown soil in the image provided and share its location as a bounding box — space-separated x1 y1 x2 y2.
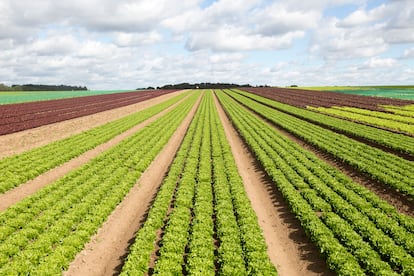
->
0 94 190 211
64 94 202 276
0 90 186 159
213 93 334 276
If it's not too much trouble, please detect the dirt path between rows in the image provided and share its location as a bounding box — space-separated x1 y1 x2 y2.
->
213 93 334 276
64 94 202 276
0 94 191 211
0 90 186 159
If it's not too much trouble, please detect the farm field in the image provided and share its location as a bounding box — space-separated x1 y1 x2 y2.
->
0 90 138 105
0 89 177 135
294 86 414 100
0 88 413 275
243 87 414 136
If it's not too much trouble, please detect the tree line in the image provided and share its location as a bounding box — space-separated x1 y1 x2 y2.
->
140 82 270 90
0 83 87 91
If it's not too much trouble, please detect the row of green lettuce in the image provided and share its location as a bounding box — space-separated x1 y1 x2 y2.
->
0 93 198 274
216 90 414 275
121 91 276 275
308 105 414 135
233 89 414 157
0 92 189 194
227 89 414 199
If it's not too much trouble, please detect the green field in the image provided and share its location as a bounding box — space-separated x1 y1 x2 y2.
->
0 90 135 105
294 86 414 100
1 89 414 275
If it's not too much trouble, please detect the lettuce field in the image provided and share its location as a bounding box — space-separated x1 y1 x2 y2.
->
0 88 413 275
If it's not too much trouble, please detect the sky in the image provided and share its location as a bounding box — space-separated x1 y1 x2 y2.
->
0 0 414 90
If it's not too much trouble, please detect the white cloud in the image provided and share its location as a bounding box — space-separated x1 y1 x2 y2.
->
361 57 398 69
338 9 374 26
383 29 414 44
257 58 407 87
275 0 363 11
76 41 118 59
186 26 304 51
252 3 320 36
182 2 318 52
310 18 388 59
403 48 414 59
165 0 319 52
337 4 387 27
113 31 162 47
30 35 79 56
0 0 413 89
209 53 245 63
310 0 414 62
1 0 203 38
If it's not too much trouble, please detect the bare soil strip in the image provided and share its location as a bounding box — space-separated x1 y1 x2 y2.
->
239 100 414 217
0 90 186 159
0 94 191 211
64 94 202 276
213 93 334 276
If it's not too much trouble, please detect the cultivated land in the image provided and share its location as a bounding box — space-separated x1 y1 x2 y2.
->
0 87 413 275
0 89 177 135
0 90 137 105
0 89 186 159
293 86 414 100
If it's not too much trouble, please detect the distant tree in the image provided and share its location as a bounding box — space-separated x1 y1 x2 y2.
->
0 83 13 91
10 84 88 91
154 82 254 89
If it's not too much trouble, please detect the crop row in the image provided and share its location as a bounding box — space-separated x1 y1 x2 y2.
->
216 90 414 275
120 91 205 275
152 92 215 274
224 90 414 198
0 90 177 135
0 92 189 194
332 106 414 123
208 92 275 275
308 106 414 135
241 87 414 111
121 91 275 275
381 105 414 117
233 89 414 157
0 93 199 274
